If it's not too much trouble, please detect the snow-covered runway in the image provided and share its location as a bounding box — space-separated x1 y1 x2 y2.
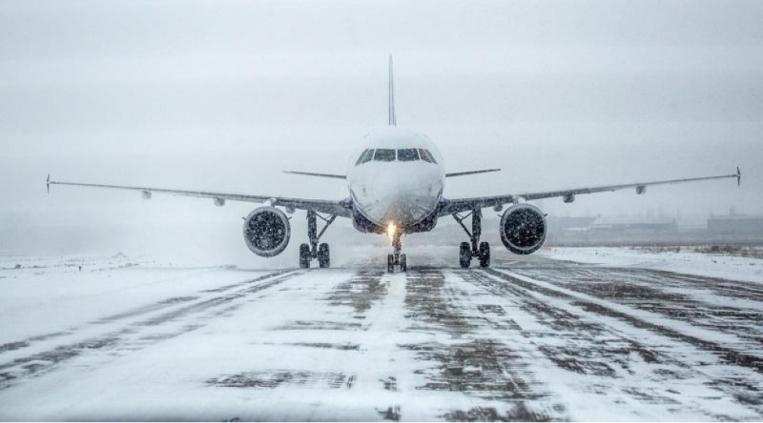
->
1 248 762 421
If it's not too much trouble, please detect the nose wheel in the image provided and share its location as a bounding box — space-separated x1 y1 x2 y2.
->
387 253 407 273
386 226 407 273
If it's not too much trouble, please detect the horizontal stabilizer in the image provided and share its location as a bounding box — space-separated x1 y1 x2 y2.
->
284 171 347 180
445 169 501 178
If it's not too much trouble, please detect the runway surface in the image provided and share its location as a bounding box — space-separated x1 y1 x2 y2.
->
1 248 762 421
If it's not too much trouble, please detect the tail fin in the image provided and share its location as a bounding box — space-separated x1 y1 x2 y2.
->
388 55 396 126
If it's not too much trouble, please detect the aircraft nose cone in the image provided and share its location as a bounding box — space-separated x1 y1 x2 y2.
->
364 176 439 225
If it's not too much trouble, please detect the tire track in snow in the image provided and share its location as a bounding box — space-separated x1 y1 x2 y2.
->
461 267 763 419
401 267 565 421
203 268 395 422
0 270 301 390
484 268 763 374
0 269 293 358
509 265 763 354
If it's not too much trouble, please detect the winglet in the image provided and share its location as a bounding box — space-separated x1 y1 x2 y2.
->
737 167 741 186
388 54 396 126
46 173 50 194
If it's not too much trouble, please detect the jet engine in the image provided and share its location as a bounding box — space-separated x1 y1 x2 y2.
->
500 203 547 255
242 206 291 257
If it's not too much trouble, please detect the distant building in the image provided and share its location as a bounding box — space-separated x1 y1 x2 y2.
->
547 216 597 234
707 215 763 236
591 217 677 233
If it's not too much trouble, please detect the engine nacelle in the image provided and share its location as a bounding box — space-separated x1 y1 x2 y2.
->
500 203 547 255
242 207 291 257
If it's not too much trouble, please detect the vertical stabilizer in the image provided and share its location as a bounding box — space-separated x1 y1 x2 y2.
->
388 55 396 126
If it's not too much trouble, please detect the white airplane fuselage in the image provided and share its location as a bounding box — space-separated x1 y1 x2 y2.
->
347 127 445 235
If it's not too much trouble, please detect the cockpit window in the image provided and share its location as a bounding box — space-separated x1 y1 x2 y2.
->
355 149 369 166
397 148 419 162
374 149 396 162
355 149 374 165
361 149 374 164
419 149 438 164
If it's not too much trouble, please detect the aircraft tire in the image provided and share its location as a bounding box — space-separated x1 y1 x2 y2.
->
459 242 471 269
387 254 395 273
479 242 490 268
318 243 330 268
299 243 310 269
400 254 407 272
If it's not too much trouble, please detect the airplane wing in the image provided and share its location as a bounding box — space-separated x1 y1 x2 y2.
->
439 168 741 216
445 168 500 178
47 175 352 218
283 171 346 179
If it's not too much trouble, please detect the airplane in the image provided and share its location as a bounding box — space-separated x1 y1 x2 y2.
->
47 56 741 273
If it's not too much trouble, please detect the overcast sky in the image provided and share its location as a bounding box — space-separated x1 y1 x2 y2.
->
1 0 762 254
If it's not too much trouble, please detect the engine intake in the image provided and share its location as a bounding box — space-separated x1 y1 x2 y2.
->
242 206 291 257
500 203 547 255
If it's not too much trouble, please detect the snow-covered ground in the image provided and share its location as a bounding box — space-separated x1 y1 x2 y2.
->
1 247 762 421
542 246 763 284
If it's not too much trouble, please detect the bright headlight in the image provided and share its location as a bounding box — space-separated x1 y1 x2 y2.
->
387 222 397 239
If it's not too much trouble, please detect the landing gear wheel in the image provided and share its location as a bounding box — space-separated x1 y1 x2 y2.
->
387 254 395 273
299 243 310 269
459 242 471 269
400 254 407 272
318 243 330 268
479 242 490 268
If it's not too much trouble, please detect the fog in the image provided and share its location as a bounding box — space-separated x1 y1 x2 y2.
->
1 0 762 257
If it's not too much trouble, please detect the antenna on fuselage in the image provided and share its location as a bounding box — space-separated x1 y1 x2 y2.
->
388 54 396 126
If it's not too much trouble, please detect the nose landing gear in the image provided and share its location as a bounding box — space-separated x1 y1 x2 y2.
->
453 208 490 269
387 225 407 273
387 252 407 273
299 210 336 269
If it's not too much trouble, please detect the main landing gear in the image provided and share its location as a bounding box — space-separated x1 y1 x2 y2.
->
299 210 336 269
453 208 490 269
387 226 407 273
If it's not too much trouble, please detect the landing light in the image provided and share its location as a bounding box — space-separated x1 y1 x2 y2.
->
387 222 397 240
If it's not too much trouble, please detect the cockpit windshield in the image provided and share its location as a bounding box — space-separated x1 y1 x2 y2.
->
419 149 437 164
355 149 368 165
355 149 374 165
397 148 419 161
373 149 396 162
355 147 435 165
